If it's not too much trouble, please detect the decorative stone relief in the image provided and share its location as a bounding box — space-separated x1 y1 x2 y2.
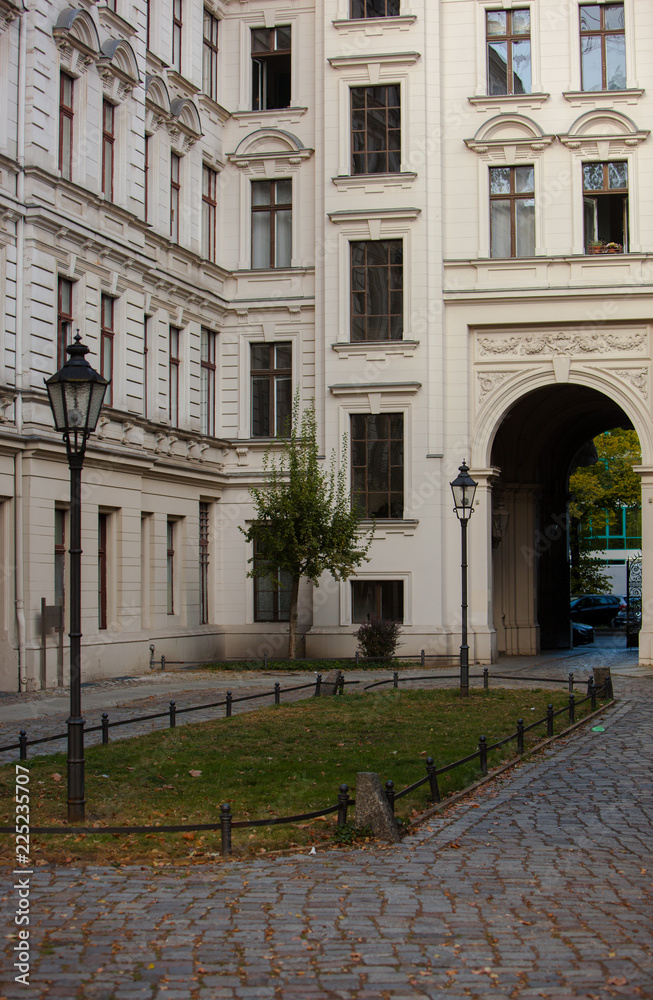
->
477 330 647 357
614 368 649 399
477 372 511 404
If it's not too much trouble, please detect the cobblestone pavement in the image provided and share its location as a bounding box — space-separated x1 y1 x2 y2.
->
1 661 652 999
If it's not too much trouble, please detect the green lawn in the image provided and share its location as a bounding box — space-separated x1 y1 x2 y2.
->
0 686 605 865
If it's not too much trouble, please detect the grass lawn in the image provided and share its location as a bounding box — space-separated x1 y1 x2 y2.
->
0 687 605 866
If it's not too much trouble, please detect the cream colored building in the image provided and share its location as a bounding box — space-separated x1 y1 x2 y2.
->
0 0 652 690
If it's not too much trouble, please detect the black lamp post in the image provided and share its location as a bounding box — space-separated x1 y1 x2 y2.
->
45 334 109 822
451 461 477 697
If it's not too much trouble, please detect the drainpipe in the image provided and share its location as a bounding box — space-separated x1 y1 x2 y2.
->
15 6 27 691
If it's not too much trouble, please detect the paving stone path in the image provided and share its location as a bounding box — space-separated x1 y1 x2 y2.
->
1 667 652 999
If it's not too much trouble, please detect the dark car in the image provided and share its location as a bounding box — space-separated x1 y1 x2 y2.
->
569 594 626 628
613 599 641 629
572 621 594 646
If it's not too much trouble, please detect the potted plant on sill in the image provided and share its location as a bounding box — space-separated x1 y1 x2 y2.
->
604 242 623 254
588 239 606 255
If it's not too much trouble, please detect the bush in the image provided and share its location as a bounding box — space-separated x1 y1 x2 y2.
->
356 617 402 658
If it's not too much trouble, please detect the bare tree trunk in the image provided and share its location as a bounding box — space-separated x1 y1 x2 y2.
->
287 574 301 659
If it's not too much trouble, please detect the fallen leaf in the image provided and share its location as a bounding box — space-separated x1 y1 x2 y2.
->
607 977 628 986
189 769 202 778
51 773 62 782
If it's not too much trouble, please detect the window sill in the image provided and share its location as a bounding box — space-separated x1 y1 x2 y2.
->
332 340 419 359
563 89 644 107
332 15 417 33
197 93 231 124
468 93 549 111
231 107 308 125
361 519 419 538
332 172 417 192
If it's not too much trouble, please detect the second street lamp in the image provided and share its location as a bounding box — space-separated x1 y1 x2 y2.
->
451 461 477 698
45 334 109 822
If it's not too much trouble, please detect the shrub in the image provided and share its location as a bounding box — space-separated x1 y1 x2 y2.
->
355 617 402 658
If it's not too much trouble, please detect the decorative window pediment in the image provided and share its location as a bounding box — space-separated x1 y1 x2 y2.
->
53 7 100 75
228 128 313 171
145 75 171 133
168 97 203 153
559 109 649 155
97 38 140 101
465 114 555 159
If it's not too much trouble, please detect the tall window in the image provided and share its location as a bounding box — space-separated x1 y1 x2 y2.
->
252 26 291 110
201 328 217 436
489 165 535 258
351 86 401 174
98 513 108 630
54 509 66 609
167 519 175 614
170 153 180 242
351 0 400 16
143 315 151 418
350 240 403 342
253 539 292 622
203 10 219 100
102 101 115 200
144 135 151 223
172 0 183 72
486 9 531 95
169 326 180 426
59 73 74 180
352 580 403 622
351 413 404 519
580 4 625 91
199 502 209 625
146 0 151 49
583 161 628 252
57 278 73 370
251 179 291 269
202 165 217 261
251 343 291 438
101 295 114 406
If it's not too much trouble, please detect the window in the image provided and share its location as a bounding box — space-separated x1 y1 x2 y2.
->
57 278 73 370
351 413 404 519
170 153 180 242
98 513 108 630
251 343 291 438
203 10 219 100
253 539 292 622
486 9 531 95
352 580 403 622
54 509 66 609
350 240 403 342
489 165 535 258
102 101 115 200
200 328 217 436
251 179 291 269
101 296 114 405
169 326 180 426
251 26 291 111
143 315 151 418
202 165 217 261
144 135 151 223
167 519 175 614
351 0 400 16
172 0 183 73
199 502 209 625
146 0 151 49
580 4 625 92
583 161 628 252
59 72 74 180
351 86 401 175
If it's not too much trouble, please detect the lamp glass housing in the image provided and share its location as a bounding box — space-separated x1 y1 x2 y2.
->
451 462 478 519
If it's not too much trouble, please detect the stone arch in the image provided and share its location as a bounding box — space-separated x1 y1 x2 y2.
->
99 38 140 85
471 113 547 144
53 7 100 54
169 97 203 138
145 75 171 115
234 128 305 157
565 108 645 140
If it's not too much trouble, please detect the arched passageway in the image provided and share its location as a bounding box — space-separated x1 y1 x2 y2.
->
489 384 636 652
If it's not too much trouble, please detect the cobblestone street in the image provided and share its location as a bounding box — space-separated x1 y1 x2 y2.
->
1 650 652 999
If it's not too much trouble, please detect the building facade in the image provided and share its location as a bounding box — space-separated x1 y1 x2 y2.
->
1 0 653 690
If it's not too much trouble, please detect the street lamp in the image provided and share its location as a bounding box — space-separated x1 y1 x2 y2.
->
45 334 109 822
451 461 477 697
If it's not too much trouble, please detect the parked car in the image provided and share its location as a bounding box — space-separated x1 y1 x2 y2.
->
613 599 641 629
572 621 595 646
569 594 626 628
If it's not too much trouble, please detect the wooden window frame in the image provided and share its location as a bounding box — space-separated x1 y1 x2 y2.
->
350 85 401 175
200 328 217 436
170 153 180 242
144 135 150 224
98 512 108 630
251 179 292 269
582 160 628 251
57 277 73 370
172 0 183 73
199 502 209 625
102 100 115 200
169 326 180 426
202 165 217 261
251 26 291 111
250 342 292 438
351 413 404 519
350 0 400 17
351 580 404 623
253 538 292 622
203 10 219 101
489 165 535 258
54 508 66 611
349 239 403 342
580 3 625 92
143 315 150 418
100 295 114 406
59 72 74 180
166 519 175 615
486 8 531 96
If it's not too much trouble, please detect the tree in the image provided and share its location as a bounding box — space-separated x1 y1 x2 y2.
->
568 428 641 595
240 396 373 658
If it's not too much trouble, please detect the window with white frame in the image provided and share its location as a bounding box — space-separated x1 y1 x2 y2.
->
489 165 535 258
251 179 292 269
251 343 292 438
486 9 531 95
583 161 628 252
580 3 625 92
252 26 291 111
352 580 403 622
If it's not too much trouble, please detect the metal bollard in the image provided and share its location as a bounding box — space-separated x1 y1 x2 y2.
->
517 718 524 755
385 779 395 814
421 649 425 668
149 644 155 669
568 693 575 725
19 730 27 761
339 674 345 695
337 784 350 826
426 756 440 803
220 803 232 857
226 691 232 718
355 650 359 667
478 735 488 776
274 681 280 705
101 713 109 745
315 673 322 697
161 655 166 671
169 701 176 728
547 703 554 737
483 667 489 690
589 677 596 711
263 653 268 669
393 670 399 689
